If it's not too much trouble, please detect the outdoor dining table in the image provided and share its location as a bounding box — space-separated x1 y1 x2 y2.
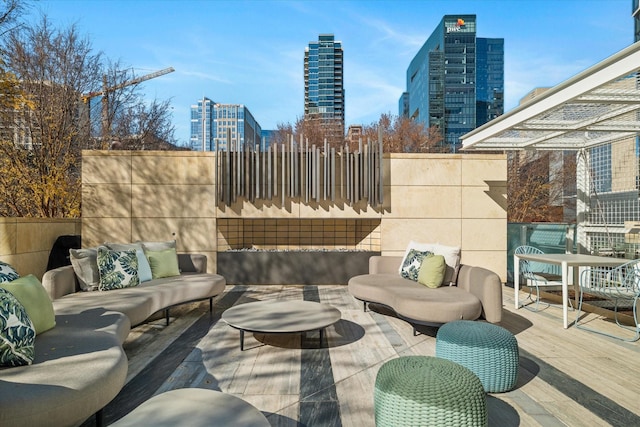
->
513 252 627 328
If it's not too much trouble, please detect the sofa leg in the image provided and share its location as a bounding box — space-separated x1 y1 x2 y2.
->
209 297 213 313
96 409 104 427
165 309 170 326
363 301 367 312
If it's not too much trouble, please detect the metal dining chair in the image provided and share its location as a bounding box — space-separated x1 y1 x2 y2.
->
514 245 568 312
575 258 640 342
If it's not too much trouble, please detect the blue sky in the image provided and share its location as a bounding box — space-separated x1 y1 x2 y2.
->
29 0 633 146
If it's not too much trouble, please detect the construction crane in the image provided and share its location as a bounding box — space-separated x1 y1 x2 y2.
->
81 66 175 139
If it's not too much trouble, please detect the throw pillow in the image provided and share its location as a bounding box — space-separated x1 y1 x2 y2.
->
69 248 100 291
145 248 180 279
105 242 153 283
0 288 35 367
399 248 432 282
97 247 140 291
0 261 20 283
417 254 447 288
0 275 56 334
400 241 461 286
429 243 462 286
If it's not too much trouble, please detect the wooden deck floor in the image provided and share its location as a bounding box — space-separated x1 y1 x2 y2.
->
87 284 640 427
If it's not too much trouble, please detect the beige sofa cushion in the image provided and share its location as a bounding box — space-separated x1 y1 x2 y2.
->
0 309 129 427
348 273 482 324
52 273 226 326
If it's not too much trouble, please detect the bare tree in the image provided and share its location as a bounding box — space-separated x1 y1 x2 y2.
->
273 113 442 153
271 121 294 146
110 98 178 150
361 113 443 153
0 13 179 217
1 0 30 109
0 16 102 217
95 61 178 149
0 0 27 39
507 151 576 223
271 115 344 149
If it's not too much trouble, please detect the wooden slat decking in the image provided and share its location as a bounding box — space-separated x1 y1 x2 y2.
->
85 284 640 427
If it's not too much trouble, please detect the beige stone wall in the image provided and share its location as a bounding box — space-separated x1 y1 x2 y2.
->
82 151 507 281
81 151 218 271
0 218 81 280
380 153 507 278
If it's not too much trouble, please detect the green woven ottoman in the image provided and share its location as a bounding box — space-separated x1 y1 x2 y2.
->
436 320 519 393
374 356 487 427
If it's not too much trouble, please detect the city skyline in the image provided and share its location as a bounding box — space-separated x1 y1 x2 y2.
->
30 0 632 146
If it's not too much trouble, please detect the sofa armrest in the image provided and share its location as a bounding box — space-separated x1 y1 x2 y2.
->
456 264 503 323
42 265 79 300
178 253 208 273
369 256 403 274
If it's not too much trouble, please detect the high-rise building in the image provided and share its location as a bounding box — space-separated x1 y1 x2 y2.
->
190 97 262 151
304 34 345 135
402 15 504 152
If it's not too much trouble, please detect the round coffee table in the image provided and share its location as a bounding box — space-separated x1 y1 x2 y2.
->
222 300 341 350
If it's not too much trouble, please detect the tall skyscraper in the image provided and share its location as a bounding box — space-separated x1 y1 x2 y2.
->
402 15 504 152
304 34 345 135
190 97 262 151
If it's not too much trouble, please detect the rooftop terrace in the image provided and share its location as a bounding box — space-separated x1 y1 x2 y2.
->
82 284 639 427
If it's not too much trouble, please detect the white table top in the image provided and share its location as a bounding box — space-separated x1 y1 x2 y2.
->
513 252 628 328
514 253 628 266
222 300 341 334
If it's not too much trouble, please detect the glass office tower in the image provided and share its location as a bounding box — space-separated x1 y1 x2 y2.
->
304 34 345 132
403 15 504 152
190 97 262 151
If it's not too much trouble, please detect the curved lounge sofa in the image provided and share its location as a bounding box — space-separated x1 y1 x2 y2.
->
348 256 503 327
0 253 226 427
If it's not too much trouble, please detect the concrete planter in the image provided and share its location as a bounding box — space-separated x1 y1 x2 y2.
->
217 251 378 285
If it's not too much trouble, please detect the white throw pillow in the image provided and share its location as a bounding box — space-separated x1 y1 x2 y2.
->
399 241 461 286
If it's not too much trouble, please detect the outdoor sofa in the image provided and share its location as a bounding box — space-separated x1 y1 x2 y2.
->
0 246 226 427
348 252 503 329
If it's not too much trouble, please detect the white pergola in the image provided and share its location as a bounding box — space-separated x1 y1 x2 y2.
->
461 41 640 152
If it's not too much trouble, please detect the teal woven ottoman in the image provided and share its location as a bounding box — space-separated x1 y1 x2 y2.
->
374 356 487 427
436 320 519 393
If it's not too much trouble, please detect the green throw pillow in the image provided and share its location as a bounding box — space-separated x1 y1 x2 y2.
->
417 254 447 288
146 248 180 279
97 247 140 291
0 275 56 334
400 249 433 282
0 288 35 367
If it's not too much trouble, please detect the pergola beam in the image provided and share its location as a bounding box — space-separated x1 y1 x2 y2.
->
461 41 640 151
